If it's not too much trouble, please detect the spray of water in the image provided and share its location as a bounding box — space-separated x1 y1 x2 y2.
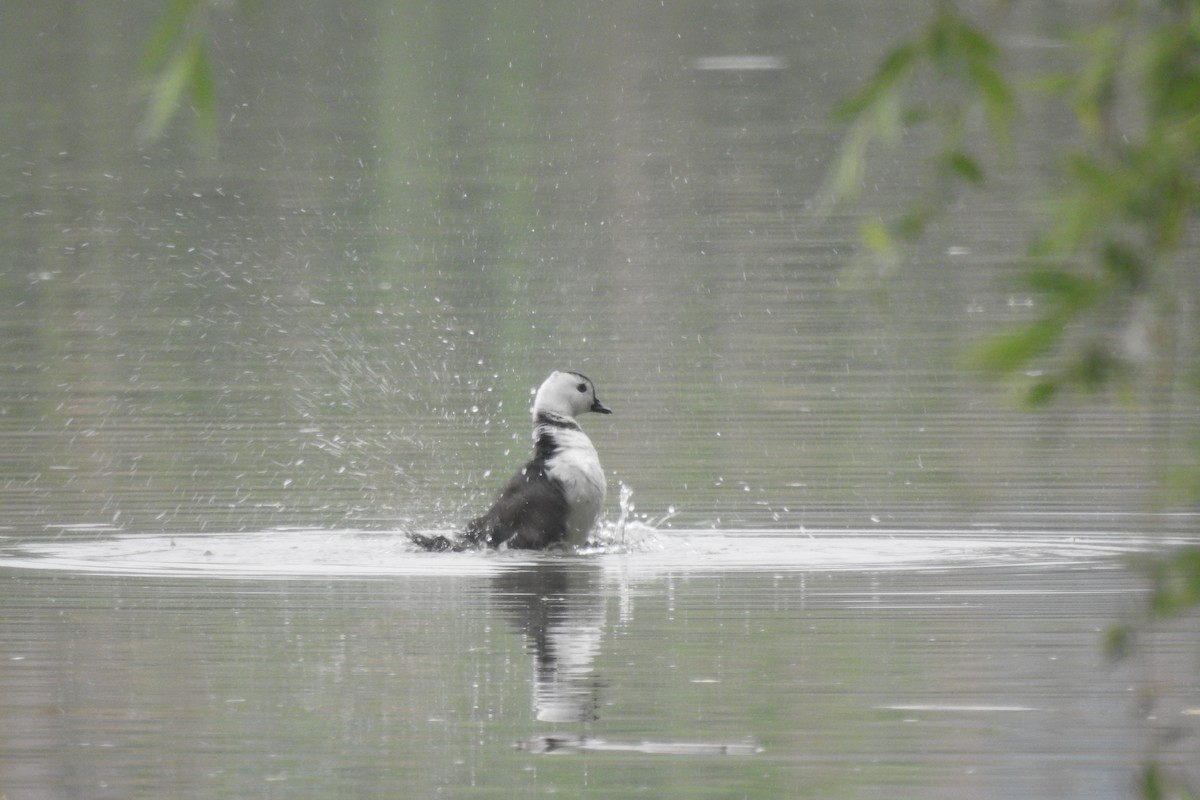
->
614 481 634 544
585 482 676 554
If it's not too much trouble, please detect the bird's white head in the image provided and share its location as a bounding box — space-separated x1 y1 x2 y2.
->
532 371 612 420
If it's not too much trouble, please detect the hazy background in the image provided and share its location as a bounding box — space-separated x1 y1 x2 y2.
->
2 0 1195 537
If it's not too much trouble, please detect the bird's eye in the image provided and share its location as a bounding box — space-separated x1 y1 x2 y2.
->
577 383 587 393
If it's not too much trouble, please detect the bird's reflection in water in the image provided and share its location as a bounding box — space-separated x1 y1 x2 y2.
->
491 560 606 723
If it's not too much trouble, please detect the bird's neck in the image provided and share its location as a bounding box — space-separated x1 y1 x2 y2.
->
532 412 591 463
533 411 582 432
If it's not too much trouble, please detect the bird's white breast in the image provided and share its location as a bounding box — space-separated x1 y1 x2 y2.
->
544 428 606 544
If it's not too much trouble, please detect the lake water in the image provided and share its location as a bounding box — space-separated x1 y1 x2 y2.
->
2 1 1198 797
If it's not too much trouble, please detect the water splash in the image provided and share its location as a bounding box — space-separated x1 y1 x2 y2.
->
614 481 634 543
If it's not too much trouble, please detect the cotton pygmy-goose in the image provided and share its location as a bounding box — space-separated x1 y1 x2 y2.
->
411 371 611 551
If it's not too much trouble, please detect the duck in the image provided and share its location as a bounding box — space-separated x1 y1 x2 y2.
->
411 370 611 551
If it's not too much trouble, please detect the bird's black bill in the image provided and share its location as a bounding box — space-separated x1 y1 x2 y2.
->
591 399 612 414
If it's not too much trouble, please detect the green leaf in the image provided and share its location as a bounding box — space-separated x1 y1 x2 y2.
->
139 36 216 148
860 218 893 254
139 39 198 143
1145 22 1200 124
189 44 218 148
1148 548 1200 618
1073 345 1118 392
1104 622 1134 659
1034 155 1132 255
138 0 225 149
894 206 933 240
926 12 954 69
1024 268 1102 312
1071 23 1121 139
948 14 999 62
1024 377 1060 407
825 121 872 202
1139 762 1164 800
971 318 1063 374
140 0 198 75
1067 153 1128 195
834 43 920 120
1099 241 1144 288
966 60 1017 154
941 150 985 184
870 86 907 147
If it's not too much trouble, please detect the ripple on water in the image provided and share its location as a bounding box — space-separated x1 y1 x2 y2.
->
0 525 1162 580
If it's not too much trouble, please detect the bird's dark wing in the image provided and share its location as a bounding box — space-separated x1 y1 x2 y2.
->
465 461 570 549
408 532 460 552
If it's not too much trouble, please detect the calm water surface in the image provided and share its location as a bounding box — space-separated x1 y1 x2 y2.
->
2 530 1197 799
3 0 1199 797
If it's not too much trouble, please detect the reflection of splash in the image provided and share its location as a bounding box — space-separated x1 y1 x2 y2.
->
518 734 761 755
492 563 606 723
